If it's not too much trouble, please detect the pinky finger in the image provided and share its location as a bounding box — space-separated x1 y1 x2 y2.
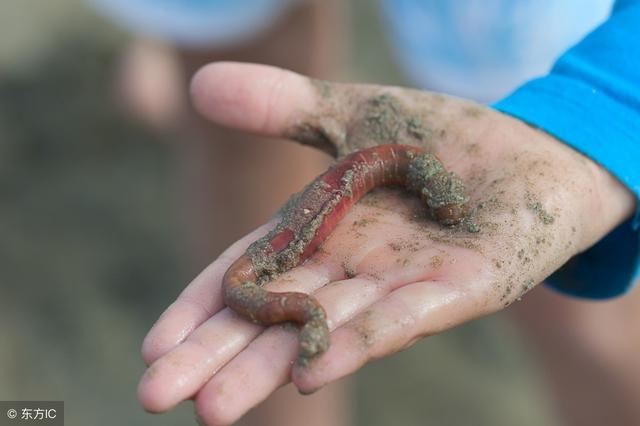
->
292 279 488 394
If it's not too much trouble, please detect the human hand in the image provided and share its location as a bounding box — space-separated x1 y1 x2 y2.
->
138 62 635 425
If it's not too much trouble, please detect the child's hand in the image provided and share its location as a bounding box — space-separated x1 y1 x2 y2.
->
137 63 635 425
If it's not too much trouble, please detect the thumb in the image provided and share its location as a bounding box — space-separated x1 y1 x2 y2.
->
190 62 338 154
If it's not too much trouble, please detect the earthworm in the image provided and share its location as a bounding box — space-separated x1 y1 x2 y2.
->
222 144 469 365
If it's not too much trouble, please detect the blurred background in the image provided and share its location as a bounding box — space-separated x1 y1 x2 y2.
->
0 0 574 425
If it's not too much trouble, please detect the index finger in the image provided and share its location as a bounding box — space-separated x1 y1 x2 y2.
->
141 221 275 365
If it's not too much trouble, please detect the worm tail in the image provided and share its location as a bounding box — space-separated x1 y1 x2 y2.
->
222 255 330 360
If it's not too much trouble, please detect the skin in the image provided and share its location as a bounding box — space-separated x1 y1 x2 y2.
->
222 145 470 366
137 62 635 425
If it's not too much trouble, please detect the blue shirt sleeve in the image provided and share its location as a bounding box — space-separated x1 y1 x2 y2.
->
493 0 640 298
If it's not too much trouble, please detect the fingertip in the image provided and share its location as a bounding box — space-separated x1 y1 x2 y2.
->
138 347 209 414
137 365 172 414
290 357 330 395
291 325 369 394
194 383 240 426
294 379 322 396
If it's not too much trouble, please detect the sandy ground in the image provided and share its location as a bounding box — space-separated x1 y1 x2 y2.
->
0 1 560 424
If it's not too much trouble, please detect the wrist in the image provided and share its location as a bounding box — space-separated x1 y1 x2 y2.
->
581 154 637 247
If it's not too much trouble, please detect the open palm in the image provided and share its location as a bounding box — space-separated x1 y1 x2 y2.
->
137 63 634 425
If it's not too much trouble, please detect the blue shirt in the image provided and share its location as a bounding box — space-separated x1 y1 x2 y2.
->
494 0 640 298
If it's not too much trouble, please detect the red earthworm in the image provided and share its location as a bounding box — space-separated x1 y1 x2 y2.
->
222 144 469 365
